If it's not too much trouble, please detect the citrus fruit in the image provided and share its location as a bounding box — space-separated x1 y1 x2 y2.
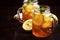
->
33 14 43 26
22 19 32 31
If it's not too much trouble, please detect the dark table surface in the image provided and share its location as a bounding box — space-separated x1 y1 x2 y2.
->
0 0 60 40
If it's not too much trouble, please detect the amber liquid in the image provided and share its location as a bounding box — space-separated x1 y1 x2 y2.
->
22 3 34 22
22 12 33 22
32 13 52 38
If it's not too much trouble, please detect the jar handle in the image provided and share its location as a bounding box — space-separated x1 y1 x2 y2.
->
17 7 23 23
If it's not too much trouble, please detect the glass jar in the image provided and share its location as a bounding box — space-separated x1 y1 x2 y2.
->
22 0 34 22
32 5 58 38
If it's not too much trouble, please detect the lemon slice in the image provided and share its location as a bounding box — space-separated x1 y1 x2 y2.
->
22 19 32 31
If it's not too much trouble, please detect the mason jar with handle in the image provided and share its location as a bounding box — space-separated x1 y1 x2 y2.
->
32 5 58 38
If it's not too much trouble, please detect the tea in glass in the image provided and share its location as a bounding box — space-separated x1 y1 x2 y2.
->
32 12 53 38
22 0 34 22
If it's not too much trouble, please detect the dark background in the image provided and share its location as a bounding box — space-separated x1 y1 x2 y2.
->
0 0 60 40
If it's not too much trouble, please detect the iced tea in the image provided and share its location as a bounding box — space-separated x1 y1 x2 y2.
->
22 3 34 22
32 13 53 38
